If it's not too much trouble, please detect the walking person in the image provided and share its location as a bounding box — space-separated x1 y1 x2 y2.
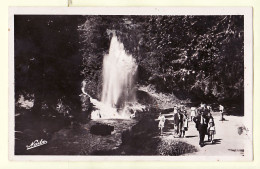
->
193 110 209 147
190 107 197 121
207 112 215 141
207 117 216 143
219 104 224 121
157 112 166 135
173 105 178 114
174 109 184 137
171 106 177 130
181 110 189 137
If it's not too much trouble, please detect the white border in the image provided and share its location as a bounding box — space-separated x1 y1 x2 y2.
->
8 7 253 161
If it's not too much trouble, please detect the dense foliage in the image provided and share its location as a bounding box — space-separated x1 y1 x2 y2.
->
79 15 244 103
15 15 244 118
15 15 84 117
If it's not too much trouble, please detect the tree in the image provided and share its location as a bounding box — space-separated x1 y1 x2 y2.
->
79 15 244 104
15 15 83 117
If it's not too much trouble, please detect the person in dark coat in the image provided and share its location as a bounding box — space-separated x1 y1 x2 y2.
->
193 110 209 147
174 109 184 137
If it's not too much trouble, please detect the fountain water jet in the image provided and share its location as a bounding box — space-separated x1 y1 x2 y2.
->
82 33 144 119
102 34 137 108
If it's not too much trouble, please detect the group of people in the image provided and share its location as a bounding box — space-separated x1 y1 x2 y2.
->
157 105 189 137
173 107 189 138
157 103 221 147
193 105 216 147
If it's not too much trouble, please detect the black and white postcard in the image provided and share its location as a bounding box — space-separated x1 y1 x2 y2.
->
9 7 253 161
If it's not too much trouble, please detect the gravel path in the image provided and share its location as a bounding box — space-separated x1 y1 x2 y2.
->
159 113 251 157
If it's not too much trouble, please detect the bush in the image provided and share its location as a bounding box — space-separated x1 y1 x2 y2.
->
157 139 197 156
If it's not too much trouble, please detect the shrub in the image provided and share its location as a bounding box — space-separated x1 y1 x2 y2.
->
157 139 197 156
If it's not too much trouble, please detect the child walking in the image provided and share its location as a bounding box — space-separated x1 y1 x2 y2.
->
208 117 216 143
158 113 166 135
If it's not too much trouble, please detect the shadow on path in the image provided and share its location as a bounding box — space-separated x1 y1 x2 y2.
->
185 135 197 138
204 138 222 146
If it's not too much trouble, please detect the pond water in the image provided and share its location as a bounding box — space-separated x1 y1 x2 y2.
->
25 119 138 155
